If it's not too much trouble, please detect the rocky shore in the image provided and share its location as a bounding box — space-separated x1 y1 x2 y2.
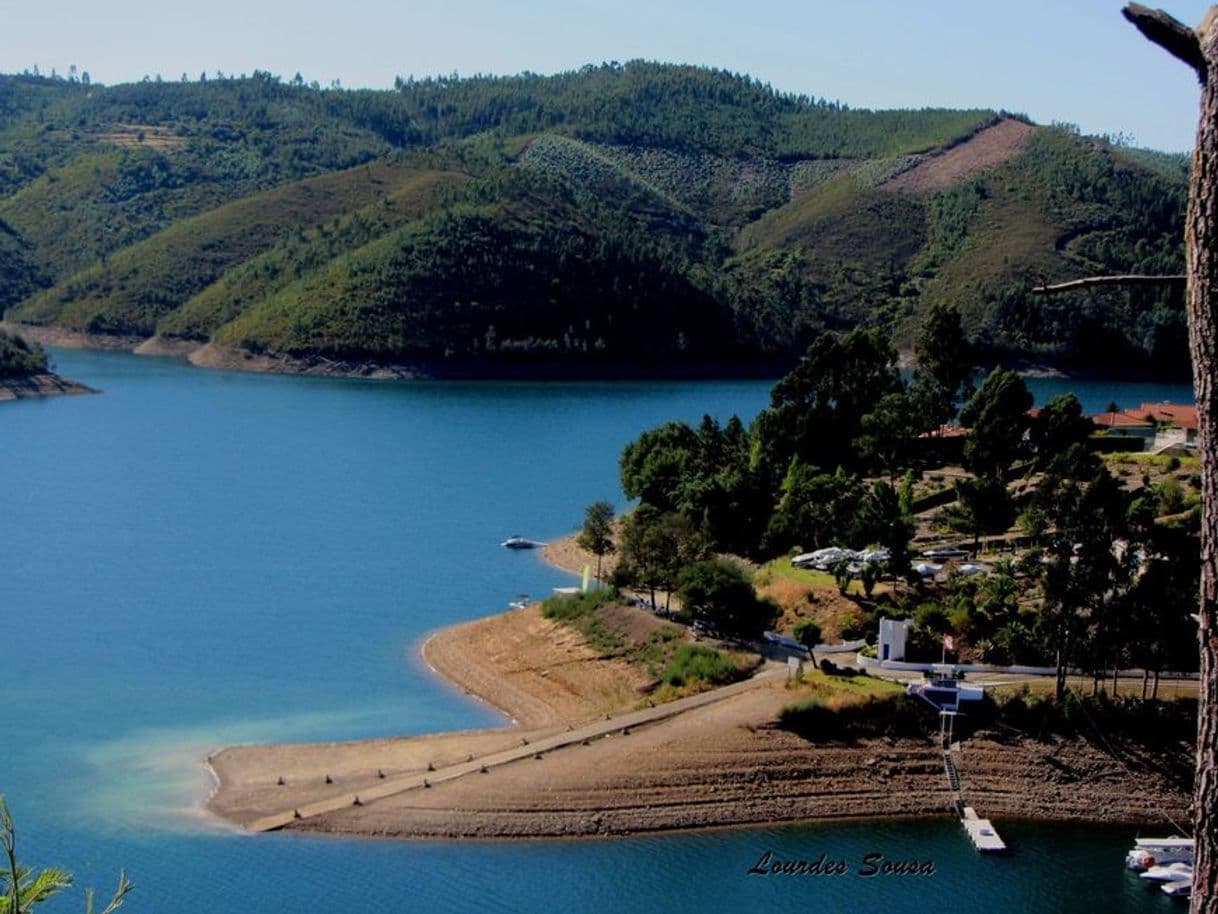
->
0 371 96 401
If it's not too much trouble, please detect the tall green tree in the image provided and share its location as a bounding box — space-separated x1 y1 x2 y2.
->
856 480 914 576
613 506 708 610
1035 466 1132 699
1029 393 1097 473
577 500 616 584
910 302 975 433
676 559 777 640
751 328 902 481
856 392 917 479
761 463 861 556
949 475 1014 551
959 367 1033 478
619 421 699 511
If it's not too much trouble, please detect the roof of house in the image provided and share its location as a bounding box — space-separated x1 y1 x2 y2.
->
1090 410 1155 429
918 424 968 439
1136 402 1198 430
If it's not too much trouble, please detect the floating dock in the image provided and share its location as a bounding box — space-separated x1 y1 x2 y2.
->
961 806 1007 853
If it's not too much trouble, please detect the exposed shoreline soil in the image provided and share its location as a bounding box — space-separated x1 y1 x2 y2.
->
206 594 1192 839
3 323 784 381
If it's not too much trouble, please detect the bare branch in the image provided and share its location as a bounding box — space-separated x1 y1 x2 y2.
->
1122 3 1206 79
1031 274 1187 295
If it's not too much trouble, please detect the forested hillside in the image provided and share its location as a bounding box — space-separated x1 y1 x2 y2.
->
0 63 1190 377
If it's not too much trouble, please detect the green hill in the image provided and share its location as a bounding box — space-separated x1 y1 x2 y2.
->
0 65 1191 377
10 160 469 336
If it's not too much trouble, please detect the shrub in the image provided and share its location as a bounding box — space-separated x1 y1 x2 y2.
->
676 558 777 640
540 587 618 621
661 644 741 688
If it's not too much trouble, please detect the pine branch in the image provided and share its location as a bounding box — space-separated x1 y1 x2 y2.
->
1031 274 1187 295
1122 4 1206 79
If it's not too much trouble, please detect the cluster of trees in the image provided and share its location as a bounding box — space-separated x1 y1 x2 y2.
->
0 330 46 378
607 305 1200 687
618 304 972 571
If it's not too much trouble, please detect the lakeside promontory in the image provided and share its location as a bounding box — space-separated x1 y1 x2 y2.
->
0 327 95 401
206 589 1192 840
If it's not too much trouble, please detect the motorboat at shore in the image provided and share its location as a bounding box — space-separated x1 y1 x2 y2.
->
1126 836 1194 871
1140 862 1192 884
501 535 545 549
1160 878 1192 897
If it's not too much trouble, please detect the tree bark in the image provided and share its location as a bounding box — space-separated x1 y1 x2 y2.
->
1123 6 1218 910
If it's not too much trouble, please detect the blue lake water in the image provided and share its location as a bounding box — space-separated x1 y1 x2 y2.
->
0 349 1193 913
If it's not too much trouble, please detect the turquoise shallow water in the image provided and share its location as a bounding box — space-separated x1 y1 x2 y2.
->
0 349 1193 913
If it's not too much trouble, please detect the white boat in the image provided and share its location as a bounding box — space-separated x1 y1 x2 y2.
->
792 547 852 569
923 547 970 561
1161 879 1192 898
1126 836 1195 870
793 546 890 571
1140 862 1192 883
507 594 530 610
501 535 543 550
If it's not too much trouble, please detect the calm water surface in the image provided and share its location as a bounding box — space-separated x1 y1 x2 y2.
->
0 350 1192 913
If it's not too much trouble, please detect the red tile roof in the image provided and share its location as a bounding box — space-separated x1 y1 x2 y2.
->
918 424 968 439
1136 402 1198 430
1090 411 1154 429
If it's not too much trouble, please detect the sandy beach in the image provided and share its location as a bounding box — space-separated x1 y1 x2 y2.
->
206 592 1192 839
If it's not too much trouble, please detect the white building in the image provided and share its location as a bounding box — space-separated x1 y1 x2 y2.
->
877 617 914 663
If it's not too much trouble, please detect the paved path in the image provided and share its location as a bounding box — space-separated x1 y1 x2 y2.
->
246 663 789 832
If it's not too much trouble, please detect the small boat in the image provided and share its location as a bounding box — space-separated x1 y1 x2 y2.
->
507 594 530 610
1161 879 1192 898
1126 837 1194 870
501 535 543 550
1141 862 1192 883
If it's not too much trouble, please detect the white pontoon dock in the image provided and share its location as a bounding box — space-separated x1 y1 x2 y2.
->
961 806 1007 853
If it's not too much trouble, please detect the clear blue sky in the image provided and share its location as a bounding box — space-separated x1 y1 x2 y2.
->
3 0 1212 151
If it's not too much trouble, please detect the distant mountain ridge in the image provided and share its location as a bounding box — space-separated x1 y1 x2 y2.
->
0 63 1190 377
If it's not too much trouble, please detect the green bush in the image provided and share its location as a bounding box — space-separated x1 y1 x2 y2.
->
540 588 618 621
661 644 741 688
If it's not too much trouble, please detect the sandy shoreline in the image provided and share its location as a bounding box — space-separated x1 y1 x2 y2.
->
205 569 1192 839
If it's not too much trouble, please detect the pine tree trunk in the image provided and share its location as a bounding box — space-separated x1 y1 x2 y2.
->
1122 8 1218 909
1190 57 1218 903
